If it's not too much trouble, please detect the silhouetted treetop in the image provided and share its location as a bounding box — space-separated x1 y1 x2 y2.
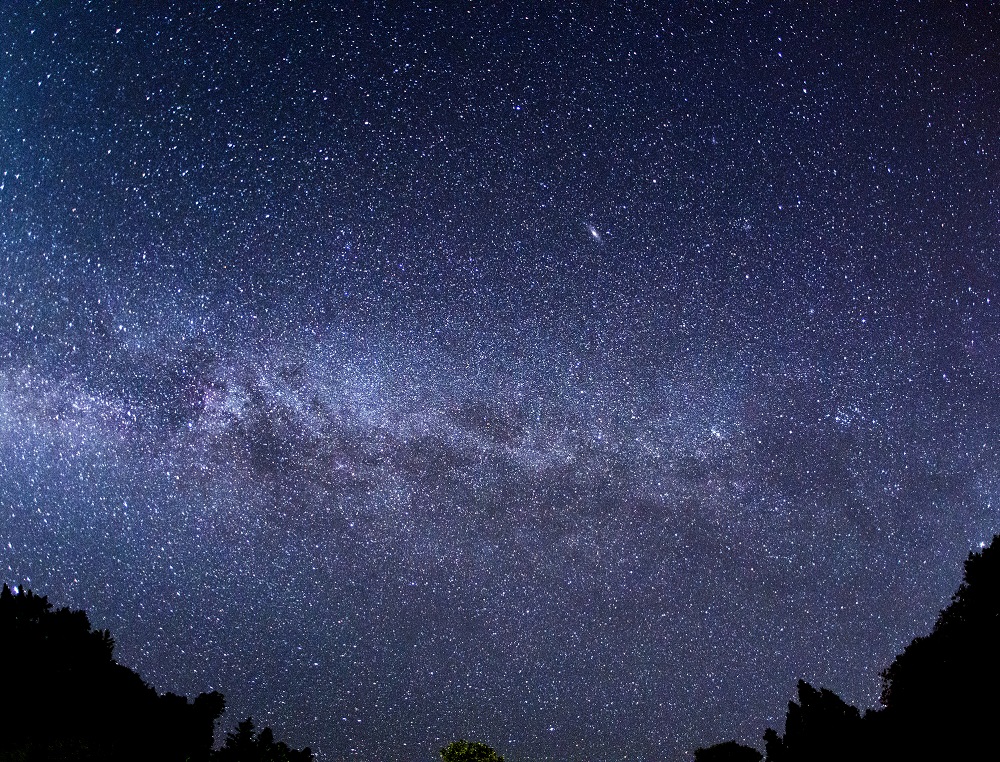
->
762 680 863 762
214 717 314 762
694 739 763 762
881 536 1000 709
875 535 1000 759
1 582 114 663
734 535 1000 762
440 739 505 762
0 583 224 762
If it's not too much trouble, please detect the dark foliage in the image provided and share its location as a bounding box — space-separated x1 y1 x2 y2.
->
214 718 313 762
0 584 307 762
693 740 762 762
10 532 1000 762
875 536 1000 760
697 534 1000 762
0 583 224 762
761 681 863 762
440 739 505 762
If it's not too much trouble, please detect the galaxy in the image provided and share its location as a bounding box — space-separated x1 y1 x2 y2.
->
2 2 999 760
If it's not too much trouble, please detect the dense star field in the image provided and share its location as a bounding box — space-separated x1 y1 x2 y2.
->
2 2 998 760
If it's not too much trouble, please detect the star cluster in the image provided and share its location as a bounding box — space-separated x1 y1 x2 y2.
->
2 2 999 760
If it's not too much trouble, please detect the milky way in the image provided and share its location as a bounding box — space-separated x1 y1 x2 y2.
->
2 3 999 760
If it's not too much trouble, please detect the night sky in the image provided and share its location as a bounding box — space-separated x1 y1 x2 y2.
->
3 2 999 760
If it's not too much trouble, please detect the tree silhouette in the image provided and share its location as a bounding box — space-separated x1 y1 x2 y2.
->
0 583 225 761
10 532 1000 762
720 535 1000 762
0 583 275 762
761 680 863 762
694 740 762 762
213 717 313 762
875 536 1000 760
440 739 505 762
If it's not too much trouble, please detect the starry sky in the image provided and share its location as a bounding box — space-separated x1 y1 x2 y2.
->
2 2 999 760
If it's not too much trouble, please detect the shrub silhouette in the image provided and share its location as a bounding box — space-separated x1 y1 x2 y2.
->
440 739 505 762
694 740 762 762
